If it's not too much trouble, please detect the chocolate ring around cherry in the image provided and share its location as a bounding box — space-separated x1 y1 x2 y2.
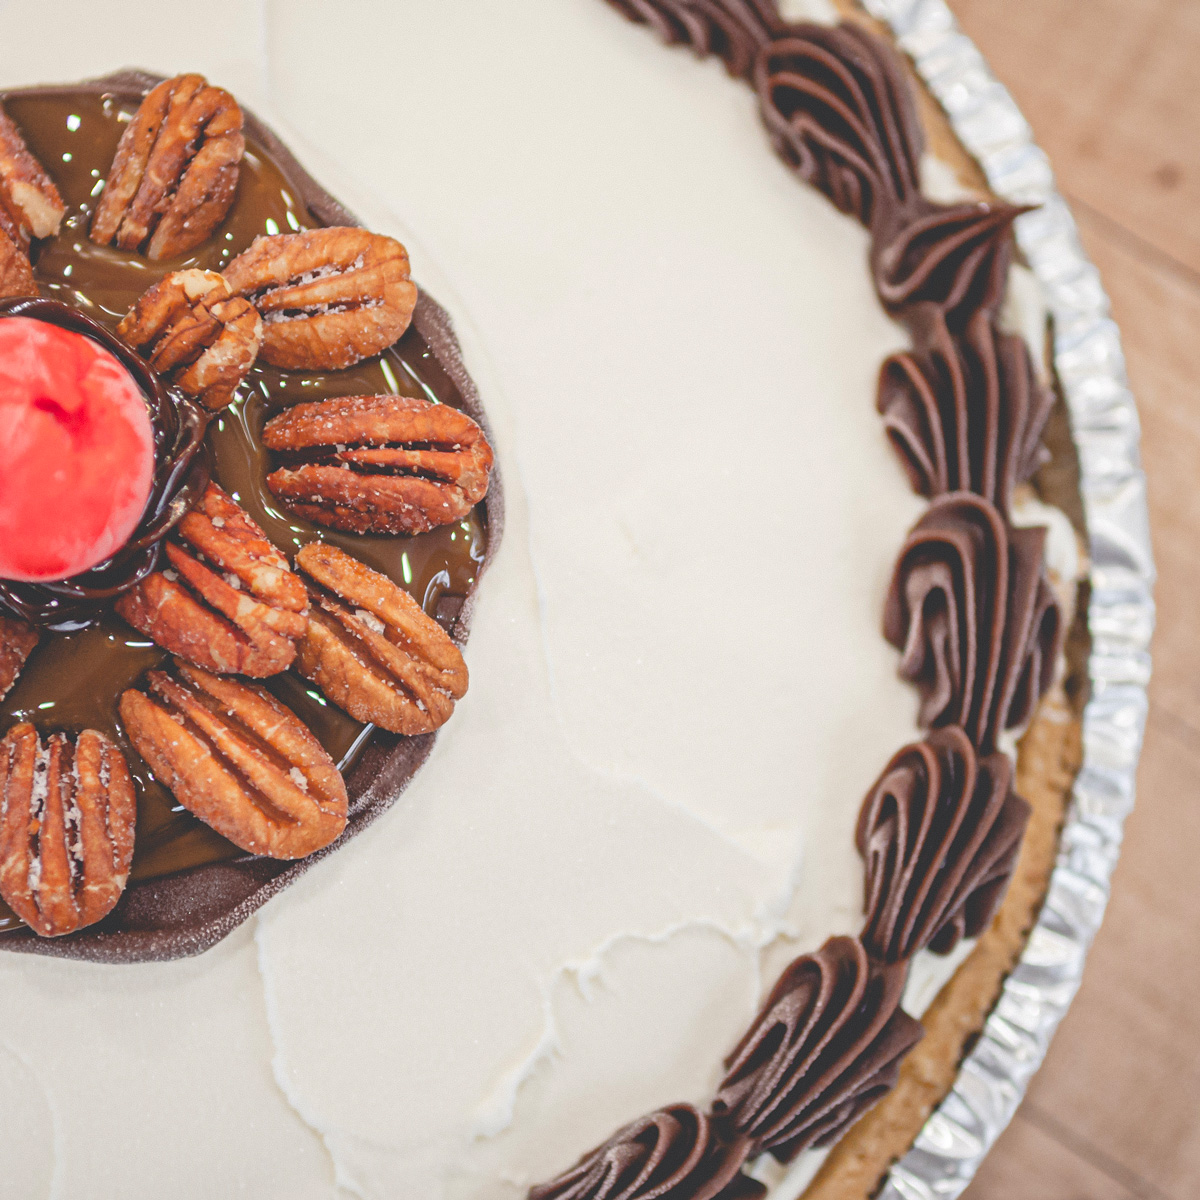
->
0 298 210 630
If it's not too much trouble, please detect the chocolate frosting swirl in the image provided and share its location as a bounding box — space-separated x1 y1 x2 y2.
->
877 304 1053 514
883 493 1061 752
857 726 1030 962
712 936 921 1163
753 23 924 226
528 1104 762 1200
0 297 209 630
604 0 780 80
871 199 1026 327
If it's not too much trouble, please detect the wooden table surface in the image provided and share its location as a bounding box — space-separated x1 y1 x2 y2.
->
941 2 1200 1197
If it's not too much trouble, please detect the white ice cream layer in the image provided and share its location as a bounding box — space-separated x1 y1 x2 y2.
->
0 2 1044 1197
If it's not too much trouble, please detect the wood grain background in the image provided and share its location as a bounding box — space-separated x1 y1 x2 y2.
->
944 2 1200 1197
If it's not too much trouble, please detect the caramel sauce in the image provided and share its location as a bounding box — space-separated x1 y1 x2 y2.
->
0 91 489 933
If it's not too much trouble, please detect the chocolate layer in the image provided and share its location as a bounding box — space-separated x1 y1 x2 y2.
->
0 72 503 961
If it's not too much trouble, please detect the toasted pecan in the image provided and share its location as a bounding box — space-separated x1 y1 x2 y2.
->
90 74 244 260
0 614 38 701
0 101 65 246
0 724 136 937
262 393 493 534
0 229 34 298
222 227 417 369
120 659 348 859
118 269 262 410
294 541 467 735
115 482 308 676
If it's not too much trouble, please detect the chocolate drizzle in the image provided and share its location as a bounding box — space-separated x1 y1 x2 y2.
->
713 937 921 1163
529 1105 763 1200
883 493 1061 752
0 298 209 630
877 304 1053 515
857 726 1030 963
754 22 923 226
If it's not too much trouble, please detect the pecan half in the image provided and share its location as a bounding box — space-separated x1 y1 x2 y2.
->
222 228 418 369
118 269 262 410
0 102 65 244
0 103 64 299
120 659 348 858
0 229 34 299
262 394 493 534
0 724 136 937
294 541 468 735
115 482 308 676
90 74 244 260
0 614 38 701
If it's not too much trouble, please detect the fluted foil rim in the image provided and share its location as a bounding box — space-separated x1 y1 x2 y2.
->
860 1 1155 1196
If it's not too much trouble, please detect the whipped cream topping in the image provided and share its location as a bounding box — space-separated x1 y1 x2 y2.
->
0 2 1067 1198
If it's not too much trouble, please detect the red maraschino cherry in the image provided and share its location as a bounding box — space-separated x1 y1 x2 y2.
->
0 316 155 583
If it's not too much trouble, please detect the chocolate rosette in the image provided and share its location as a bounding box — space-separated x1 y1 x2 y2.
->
529 1104 762 1200
877 304 1053 514
604 0 781 80
870 199 1026 329
883 492 1061 752
857 726 1030 963
753 22 923 227
0 297 209 630
712 936 921 1163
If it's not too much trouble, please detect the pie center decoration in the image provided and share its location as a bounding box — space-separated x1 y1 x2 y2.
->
0 71 501 955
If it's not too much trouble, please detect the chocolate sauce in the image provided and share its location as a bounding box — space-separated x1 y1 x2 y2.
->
0 86 492 939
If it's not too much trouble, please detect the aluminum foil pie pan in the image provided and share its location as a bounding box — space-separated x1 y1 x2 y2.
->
864 1 1155 1194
